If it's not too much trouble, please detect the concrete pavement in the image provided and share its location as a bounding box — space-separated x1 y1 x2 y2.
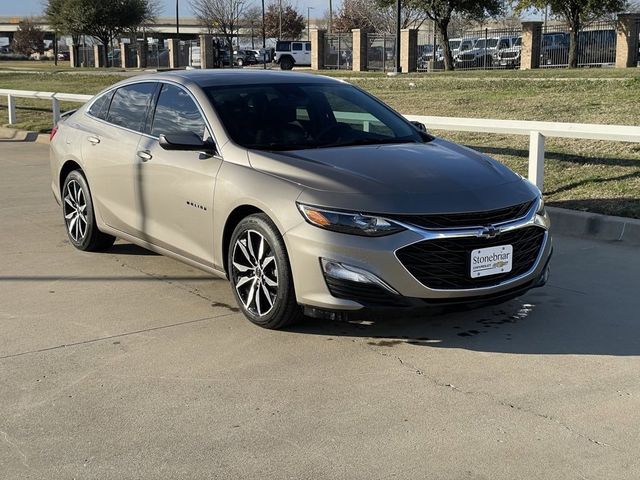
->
1 141 640 479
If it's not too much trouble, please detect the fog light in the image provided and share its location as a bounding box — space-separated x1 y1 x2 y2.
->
321 259 398 294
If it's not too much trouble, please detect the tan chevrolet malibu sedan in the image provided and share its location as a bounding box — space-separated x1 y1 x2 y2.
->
50 70 552 329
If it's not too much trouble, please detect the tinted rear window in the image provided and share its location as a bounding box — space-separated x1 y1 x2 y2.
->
276 41 291 51
106 83 156 132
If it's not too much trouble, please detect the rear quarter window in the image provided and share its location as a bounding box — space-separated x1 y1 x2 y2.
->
87 91 114 120
106 82 156 132
276 41 291 51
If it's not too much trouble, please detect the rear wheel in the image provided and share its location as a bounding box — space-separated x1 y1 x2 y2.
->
228 214 303 329
62 170 115 251
280 57 294 70
237 58 244 67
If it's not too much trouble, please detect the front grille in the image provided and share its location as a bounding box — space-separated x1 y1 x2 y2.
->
390 201 533 230
499 51 519 59
396 226 546 290
324 277 408 307
459 53 475 61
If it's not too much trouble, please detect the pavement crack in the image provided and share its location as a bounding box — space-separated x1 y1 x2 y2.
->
363 342 618 452
111 257 240 312
0 429 29 468
0 314 229 360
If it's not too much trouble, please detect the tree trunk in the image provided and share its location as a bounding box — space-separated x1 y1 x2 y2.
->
568 12 580 68
437 19 454 71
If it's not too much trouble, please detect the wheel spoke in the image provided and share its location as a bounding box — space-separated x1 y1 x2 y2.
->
64 196 74 209
232 260 253 273
244 278 257 309
235 274 255 289
246 231 257 261
68 214 78 234
65 211 75 220
261 283 273 308
258 236 265 262
236 239 254 267
255 287 262 315
262 255 275 269
263 275 277 288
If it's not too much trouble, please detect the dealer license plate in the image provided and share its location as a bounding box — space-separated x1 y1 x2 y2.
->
470 245 513 278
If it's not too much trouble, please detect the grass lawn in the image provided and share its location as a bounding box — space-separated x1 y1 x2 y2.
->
1 67 639 218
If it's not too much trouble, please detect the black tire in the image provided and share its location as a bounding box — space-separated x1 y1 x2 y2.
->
280 57 294 70
228 214 303 329
62 170 115 252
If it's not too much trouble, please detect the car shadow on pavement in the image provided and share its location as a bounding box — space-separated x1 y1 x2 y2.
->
286 286 640 356
108 243 160 256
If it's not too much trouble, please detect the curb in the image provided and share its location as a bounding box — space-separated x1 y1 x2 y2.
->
548 207 640 246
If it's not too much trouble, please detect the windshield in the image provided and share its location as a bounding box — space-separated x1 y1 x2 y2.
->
204 83 425 151
474 38 499 49
449 40 461 49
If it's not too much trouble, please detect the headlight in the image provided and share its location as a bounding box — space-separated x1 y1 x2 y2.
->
297 204 405 237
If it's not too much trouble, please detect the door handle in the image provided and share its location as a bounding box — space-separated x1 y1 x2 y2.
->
137 150 153 161
87 136 100 145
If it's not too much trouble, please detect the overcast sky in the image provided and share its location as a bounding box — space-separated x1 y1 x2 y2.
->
1 0 333 18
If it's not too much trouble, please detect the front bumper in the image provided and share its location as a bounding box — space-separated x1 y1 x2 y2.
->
285 205 552 311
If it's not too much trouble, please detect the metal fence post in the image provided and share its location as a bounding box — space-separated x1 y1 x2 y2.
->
528 131 546 190
7 94 16 124
52 97 61 125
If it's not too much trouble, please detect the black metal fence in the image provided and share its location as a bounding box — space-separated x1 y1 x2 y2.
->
323 34 353 70
541 21 617 68
147 43 169 68
366 33 396 72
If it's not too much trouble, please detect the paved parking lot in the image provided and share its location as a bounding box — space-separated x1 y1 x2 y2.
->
2 141 640 479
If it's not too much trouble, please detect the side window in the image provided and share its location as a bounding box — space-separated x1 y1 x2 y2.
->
305 43 311 51
87 90 114 120
292 43 303 51
151 84 207 140
276 41 290 51
106 83 155 132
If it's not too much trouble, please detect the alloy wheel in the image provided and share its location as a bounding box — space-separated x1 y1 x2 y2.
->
63 179 88 243
231 229 279 317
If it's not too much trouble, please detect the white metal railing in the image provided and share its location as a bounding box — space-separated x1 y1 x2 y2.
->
0 89 92 126
3 88 640 190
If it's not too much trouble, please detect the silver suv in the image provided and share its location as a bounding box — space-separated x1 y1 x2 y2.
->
50 71 552 329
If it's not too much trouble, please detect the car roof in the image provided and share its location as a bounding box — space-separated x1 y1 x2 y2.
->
121 70 344 88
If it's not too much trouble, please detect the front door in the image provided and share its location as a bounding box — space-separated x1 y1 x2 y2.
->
135 83 222 266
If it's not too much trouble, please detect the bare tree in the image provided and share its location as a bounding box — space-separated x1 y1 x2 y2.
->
335 0 429 33
244 5 263 48
192 0 247 62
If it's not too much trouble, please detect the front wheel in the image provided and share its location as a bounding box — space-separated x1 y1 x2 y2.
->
279 57 294 70
62 170 115 251
228 214 303 329
237 58 244 67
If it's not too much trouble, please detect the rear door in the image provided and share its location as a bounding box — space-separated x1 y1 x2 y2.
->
291 42 304 64
302 42 312 65
135 83 222 265
81 82 156 236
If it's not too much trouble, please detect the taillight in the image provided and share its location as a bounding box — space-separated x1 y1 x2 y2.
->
50 124 59 141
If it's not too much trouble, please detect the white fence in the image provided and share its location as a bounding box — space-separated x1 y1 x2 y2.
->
3 88 640 191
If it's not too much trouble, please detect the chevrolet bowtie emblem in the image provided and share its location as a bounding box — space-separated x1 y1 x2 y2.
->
479 225 500 239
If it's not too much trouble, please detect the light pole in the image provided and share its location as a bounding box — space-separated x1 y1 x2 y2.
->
261 0 266 68
307 7 314 41
176 0 180 38
328 0 332 33
279 0 282 39
393 0 401 73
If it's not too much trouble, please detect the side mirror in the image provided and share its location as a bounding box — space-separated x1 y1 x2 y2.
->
410 121 427 133
159 132 216 154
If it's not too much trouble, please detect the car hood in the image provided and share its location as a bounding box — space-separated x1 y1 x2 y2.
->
248 138 538 215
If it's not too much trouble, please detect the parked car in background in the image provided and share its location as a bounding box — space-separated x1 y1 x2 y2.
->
274 41 311 70
496 36 521 68
0 45 10 54
50 70 552 329
233 49 258 66
57 51 71 61
455 36 516 68
448 38 477 58
540 32 569 66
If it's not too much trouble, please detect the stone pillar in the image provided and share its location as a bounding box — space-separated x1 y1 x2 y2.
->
311 29 326 70
615 14 640 68
167 38 180 69
352 29 368 71
137 40 148 69
200 34 215 69
400 29 418 73
93 45 105 68
520 21 543 70
120 42 132 68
